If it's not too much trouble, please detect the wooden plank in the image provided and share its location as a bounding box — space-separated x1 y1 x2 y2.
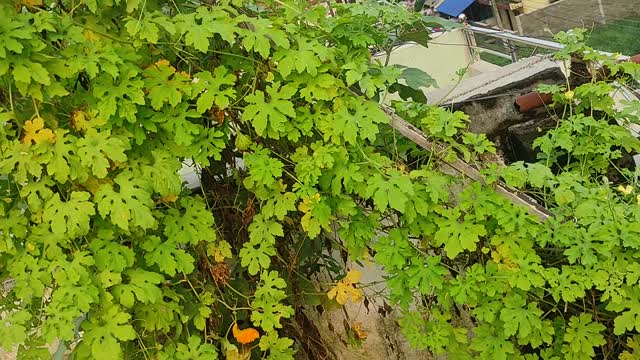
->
385 109 552 221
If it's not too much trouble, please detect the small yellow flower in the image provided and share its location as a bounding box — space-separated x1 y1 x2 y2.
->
564 90 574 100
618 185 634 196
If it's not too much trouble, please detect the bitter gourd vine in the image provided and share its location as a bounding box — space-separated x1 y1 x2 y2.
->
1 0 640 359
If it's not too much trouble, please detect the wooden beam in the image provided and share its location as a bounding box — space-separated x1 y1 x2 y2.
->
384 109 552 221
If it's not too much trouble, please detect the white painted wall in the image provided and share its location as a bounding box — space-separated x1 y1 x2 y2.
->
375 29 476 88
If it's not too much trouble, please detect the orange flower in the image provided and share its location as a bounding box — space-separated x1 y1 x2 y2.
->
351 322 368 340
232 323 260 345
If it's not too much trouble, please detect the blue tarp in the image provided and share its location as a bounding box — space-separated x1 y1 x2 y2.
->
437 0 476 17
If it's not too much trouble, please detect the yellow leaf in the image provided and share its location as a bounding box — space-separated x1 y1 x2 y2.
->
177 71 191 80
327 269 364 305
20 0 43 6
298 193 321 214
618 185 634 196
343 269 362 284
155 59 171 67
148 59 176 73
232 323 260 345
637 195 640 206
22 117 55 144
207 240 232 263
362 253 372 268
82 176 114 195
222 338 251 360
225 347 251 360
71 110 106 132
157 193 178 205
82 30 100 43
298 199 310 213
491 245 518 271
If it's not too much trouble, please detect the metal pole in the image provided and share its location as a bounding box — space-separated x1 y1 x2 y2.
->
490 0 518 63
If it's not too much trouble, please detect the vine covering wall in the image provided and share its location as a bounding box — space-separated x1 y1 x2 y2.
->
1 1 640 359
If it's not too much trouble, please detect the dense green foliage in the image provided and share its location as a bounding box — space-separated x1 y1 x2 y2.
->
2 1 640 359
0 0 440 358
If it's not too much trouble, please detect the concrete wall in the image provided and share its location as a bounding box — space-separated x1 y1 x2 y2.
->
515 0 640 37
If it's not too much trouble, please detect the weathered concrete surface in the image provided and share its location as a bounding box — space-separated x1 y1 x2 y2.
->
292 260 439 360
425 55 566 106
424 55 566 139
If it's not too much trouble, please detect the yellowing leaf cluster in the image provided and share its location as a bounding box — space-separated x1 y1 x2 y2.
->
22 117 55 144
327 269 364 305
491 245 518 271
71 110 106 132
298 193 321 214
207 240 233 263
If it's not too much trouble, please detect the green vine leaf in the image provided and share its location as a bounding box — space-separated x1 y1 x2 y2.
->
93 71 145 121
250 271 294 332
0 141 50 183
242 82 297 139
607 285 640 335
19 177 54 211
366 170 415 212
163 197 216 245
141 235 195 276
90 235 135 273
76 129 128 179
238 17 290 58
499 293 545 341
174 336 219 359
243 148 284 189
76 306 137 360
46 129 84 183
562 314 605 360
42 191 95 238
143 60 192 110
95 171 155 230
0 210 28 253
192 67 237 113
0 14 33 58
177 8 238 52
112 269 164 308
240 214 282 275
274 37 330 78
259 331 295 360
433 208 486 259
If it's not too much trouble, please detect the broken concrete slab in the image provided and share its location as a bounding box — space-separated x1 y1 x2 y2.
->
425 55 567 106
